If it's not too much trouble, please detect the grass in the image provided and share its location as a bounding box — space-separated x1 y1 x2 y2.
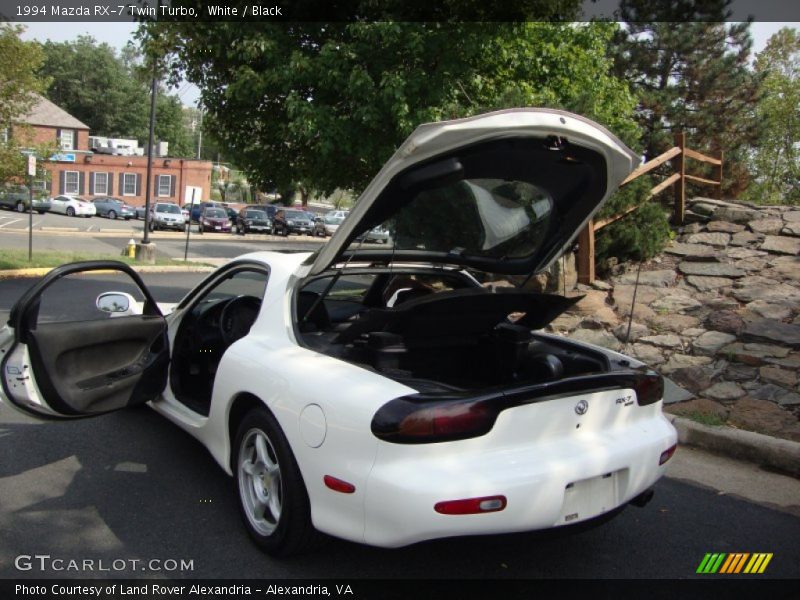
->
0 248 191 270
680 411 727 427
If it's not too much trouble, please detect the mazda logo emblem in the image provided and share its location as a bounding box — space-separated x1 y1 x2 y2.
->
575 400 589 415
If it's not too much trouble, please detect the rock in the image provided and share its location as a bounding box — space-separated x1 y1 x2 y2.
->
612 284 661 310
784 211 800 223
760 235 800 255
728 397 800 441
666 397 729 420
714 206 761 224
630 343 666 365
690 202 717 216
569 329 622 351
726 247 768 260
647 314 701 334
639 334 684 349
744 300 792 321
730 231 763 247
702 381 746 401
683 327 707 338
781 223 800 237
661 353 713 374
651 294 703 313
750 383 791 402
730 281 800 304
616 270 677 287
759 366 797 389
707 221 745 233
702 296 741 311
742 319 800 348
669 366 714 394
612 322 649 342
664 243 719 260
764 352 800 369
686 276 734 291
705 311 744 335
724 364 758 382
547 314 582 333
719 342 791 365
749 218 785 235
685 232 731 247
732 257 769 272
767 256 800 279
678 262 746 278
777 391 800 406
591 280 612 291
692 331 738 356
569 290 609 316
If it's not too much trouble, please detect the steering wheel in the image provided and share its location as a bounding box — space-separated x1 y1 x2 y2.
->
219 295 262 346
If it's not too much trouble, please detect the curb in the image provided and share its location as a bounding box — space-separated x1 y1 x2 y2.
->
670 415 800 478
0 264 216 280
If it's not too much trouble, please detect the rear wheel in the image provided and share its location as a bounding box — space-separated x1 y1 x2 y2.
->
16 202 25 213
234 408 320 556
108 210 117 220
66 207 75 217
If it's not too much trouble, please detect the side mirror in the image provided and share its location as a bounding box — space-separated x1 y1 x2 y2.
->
96 292 136 316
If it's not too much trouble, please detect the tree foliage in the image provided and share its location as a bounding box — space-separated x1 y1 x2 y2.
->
37 36 194 157
612 0 760 196
745 28 800 205
0 24 47 183
145 19 640 197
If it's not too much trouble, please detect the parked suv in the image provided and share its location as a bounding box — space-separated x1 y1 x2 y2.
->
198 206 232 233
149 202 187 231
273 209 314 236
0 184 50 214
190 201 223 223
235 208 272 235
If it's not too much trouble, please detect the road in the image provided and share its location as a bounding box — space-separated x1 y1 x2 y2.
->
0 273 798 580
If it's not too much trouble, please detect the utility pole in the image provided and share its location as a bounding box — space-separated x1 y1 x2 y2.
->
196 106 203 159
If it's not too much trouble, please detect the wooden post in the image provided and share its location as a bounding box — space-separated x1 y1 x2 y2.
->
673 132 685 225
714 150 724 200
577 221 595 285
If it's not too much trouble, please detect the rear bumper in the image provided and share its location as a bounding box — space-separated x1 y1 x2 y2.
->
362 411 676 547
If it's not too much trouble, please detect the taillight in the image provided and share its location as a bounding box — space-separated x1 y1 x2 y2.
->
634 373 664 406
372 396 500 444
434 495 507 515
659 444 677 465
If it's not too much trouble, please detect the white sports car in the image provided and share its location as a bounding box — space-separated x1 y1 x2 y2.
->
0 108 676 556
49 194 97 217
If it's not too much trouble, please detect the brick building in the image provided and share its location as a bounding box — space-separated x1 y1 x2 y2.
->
12 94 212 206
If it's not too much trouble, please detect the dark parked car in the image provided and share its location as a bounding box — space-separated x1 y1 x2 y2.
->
248 204 278 221
198 206 232 233
273 209 314 236
92 197 136 220
0 184 50 213
236 208 272 235
190 201 223 222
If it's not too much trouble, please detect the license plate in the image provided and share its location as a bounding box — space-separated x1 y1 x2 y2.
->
215 226 221 230
558 470 623 525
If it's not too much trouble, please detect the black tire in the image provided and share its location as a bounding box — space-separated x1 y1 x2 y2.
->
108 210 117 220
66 207 75 217
16 201 25 213
149 221 155 232
233 408 321 556
37 210 46 215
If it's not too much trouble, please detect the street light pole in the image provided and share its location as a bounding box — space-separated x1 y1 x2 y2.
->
142 60 158 246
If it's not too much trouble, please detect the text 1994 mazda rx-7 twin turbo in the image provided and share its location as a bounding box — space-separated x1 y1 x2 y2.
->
0 108 677 555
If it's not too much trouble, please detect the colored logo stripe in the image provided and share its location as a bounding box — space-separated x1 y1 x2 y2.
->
697 553 773 574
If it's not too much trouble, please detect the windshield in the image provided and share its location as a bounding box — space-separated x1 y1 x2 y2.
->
204 208 226 218
285 210 306 219
246 210 267 219
325 215 344 225
157 204 181 214
346 178 553 257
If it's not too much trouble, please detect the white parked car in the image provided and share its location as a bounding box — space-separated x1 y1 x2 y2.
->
0 108 676 556
150 202 187 231
49 194 96 217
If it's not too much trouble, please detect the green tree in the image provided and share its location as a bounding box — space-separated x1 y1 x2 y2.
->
746 28 800 204
612 0 760 196
145 18 639 198
0 24 47 183
38 36 196 157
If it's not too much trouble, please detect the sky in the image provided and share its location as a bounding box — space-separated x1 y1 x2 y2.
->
18 20 798 108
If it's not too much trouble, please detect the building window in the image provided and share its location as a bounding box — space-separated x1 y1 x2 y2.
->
59 129 74 150
157 174 172 197
94 172 108 195
123 173 137 196
64 171 79 194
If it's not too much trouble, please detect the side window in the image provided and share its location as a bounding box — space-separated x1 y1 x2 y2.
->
33 271 150 324
302 274 376 303
193 268 269 307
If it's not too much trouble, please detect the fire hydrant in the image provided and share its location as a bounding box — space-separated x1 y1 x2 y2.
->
127 238 136 259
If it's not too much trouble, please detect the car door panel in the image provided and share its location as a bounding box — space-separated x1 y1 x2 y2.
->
0 260 169 419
